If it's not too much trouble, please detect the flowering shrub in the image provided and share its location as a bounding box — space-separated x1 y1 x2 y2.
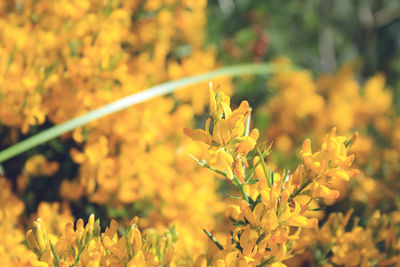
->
0 1 399 267
260 59 400 213
0 1 229 261
19 84 400 266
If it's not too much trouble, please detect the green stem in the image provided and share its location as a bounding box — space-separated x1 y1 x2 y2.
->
74 244 87 266
203 164 227 177
256 146 272 187
243 109 251 176
188 154 228 178
233 175 249 202
50 241 60 266
0 63 275 163
256 257 275 267
290 178 313 200
202 228 224 251
245 158 261 182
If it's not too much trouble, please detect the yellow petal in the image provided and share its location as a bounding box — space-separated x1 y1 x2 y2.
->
249 129 259 140
225 251 239 266
233 158 245 184
219 149 234 180
333 170 349 181
288 215 318 228
213 119 230 145
236 137 256 154
215 260 226 267
183 128 212 144
301 138 312 156
271 262 287 267
240 201 256 225
317 185 340 200
194 255 207 267
127 251 146 267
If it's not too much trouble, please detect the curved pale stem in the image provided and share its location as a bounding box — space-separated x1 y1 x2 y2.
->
0 63 275 163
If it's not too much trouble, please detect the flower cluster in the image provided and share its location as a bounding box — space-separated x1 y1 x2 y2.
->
297 128 359 200
183 86 359 266
0 177 34 265
0 0 228 258
14 80 400 267
1 1 400 265
293 209 400 266
26 215 177 267
261 59 399 211
184 82 258 183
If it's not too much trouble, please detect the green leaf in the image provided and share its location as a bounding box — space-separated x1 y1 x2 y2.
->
188 154 227 177
307 207 326 211
256 145 272 187
256 257 275 266
203 228 224 250
247 178 259 185
50 241 60 267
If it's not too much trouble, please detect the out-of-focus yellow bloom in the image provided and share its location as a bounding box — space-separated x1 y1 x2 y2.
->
0 0 226 258
0 177 34 266
24 155 59 177
33 202 74 236
59 180 84 202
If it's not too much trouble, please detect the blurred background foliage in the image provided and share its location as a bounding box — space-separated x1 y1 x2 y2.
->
208 0 400 78
206 0 400 168
207 0 400 107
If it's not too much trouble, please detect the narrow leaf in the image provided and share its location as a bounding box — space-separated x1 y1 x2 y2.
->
203 228 224 251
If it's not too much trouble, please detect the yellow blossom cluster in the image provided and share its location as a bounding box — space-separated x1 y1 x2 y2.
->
26 215 177 267
253 60 400 266
293 210 400 266
4 78 399 267
21 86 367 266
0 0 230 259
0 1 399 266
24 155 59 177
0 177 35 266
183 87 359 266
264 59 392 153
184 83 258 183
262 59 399 210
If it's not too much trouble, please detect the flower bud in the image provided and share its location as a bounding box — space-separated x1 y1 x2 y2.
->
32 218 48 254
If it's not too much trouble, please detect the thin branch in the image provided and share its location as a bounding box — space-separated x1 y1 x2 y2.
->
0 63 277 163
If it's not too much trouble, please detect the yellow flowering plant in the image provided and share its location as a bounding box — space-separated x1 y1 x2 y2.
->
0 1 399 266
20 83 366 267
26 214 177 267
260 60 400 213
183 84 360 266
14 78 400 267
0 1 238 259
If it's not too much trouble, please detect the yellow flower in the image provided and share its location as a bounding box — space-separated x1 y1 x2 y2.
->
24 155 59 177
185 83 256 182
299 128 359 200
